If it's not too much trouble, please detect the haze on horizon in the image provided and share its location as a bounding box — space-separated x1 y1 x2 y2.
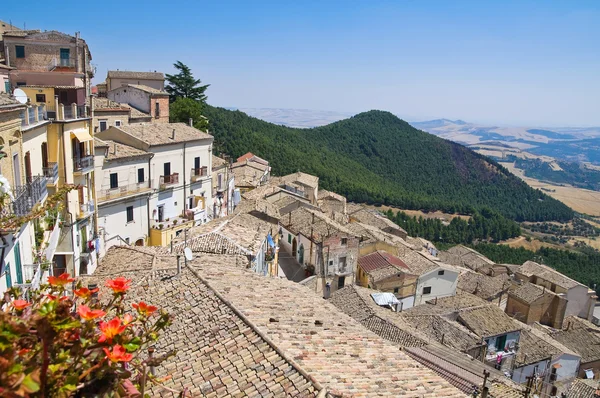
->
4 0 599 126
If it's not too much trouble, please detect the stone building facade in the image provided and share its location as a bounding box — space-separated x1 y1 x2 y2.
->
107 84 169 124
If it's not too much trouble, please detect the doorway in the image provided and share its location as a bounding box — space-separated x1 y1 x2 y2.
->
157 206 164 222
292 238 297 257
12 153 21 186
24 152 31 183
298 244 304 265
135 239 144 246
338 276 346 289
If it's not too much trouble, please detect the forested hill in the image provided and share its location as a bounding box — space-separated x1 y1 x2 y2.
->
204 106 573 222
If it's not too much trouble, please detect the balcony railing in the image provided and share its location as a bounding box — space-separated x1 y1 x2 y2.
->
79 200 94 219
191 166 208 182
43 162 59 185
97 181 151 202
63 104 87 120
159 173 179 189
73 155 94 173
13 263 45 298
48 57 76 71
20 105 47 128
12 176 48 217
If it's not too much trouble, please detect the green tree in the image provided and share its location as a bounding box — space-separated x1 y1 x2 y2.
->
165 61 209 103
169 97 208 130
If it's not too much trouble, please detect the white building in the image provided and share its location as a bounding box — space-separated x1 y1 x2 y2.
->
399 250 459 305
96 122 213 246
94 138 153 255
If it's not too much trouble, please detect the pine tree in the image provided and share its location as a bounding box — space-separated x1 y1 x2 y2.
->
165 61 210 103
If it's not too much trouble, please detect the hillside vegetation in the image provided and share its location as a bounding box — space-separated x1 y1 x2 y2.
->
205 106 573 222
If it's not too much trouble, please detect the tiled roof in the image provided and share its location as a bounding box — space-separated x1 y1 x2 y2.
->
121 104 150 119
426 289 491 311
439 245 495 271
517 260 583 290
515 329 558 367
0 93 24 110
236 152 268 165
107 70 164 80
405 345 524 398
280 172 319 189
345 221 414 250
196 268 464 397
457 272 511 300
402 314 482 352
92 97 129 111
172 213 275 256
95 138 151 161
124 84 169 96
398 250 455 276
549 316 600 363
84 247 318 397
282 207 357 243
349 208 407 235
567 379 600 398
359 250 410 273
211 155 227 169
510 282 557 304
317 189 345 203
457 305 521 338
330 285 429 347
116 123 212 146
233 198 281 220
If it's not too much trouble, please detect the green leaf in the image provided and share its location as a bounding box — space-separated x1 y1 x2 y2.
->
21 374 40 393
52 318 81 330
123 342 140 352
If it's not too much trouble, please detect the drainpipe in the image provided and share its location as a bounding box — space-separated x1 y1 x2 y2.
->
147 154 153 243
90 95 99 245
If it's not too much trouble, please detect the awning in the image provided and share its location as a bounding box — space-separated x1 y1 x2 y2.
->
71 130 93 142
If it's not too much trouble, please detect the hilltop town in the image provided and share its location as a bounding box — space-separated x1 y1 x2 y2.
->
2 21 600 398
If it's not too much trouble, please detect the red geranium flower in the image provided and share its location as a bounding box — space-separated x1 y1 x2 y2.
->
48 273 75 287
103 345 133 363
105 277 131 294
74 287 99 299
98 318 126 343
77 305 106 321
11 299 30 311
132 301 158 317
44 294 70 302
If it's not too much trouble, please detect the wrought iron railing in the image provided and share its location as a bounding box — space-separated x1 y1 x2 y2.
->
159 173 179 189
73 155 94 172
43 162 59 183
48 57 76 70
97 181 151 202
12 175 48 217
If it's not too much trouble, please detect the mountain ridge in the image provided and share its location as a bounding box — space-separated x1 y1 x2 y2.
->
204 105 573 222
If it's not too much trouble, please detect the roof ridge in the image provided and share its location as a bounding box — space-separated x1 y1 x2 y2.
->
185 265 326 395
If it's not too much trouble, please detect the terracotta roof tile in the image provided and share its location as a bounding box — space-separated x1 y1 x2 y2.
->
114 123 212 146
457 305 521 338
107 70 164 80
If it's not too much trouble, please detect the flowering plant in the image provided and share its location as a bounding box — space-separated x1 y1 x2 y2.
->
0 273 172 397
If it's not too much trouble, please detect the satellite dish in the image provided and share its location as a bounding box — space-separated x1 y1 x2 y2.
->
13 89 28 104
184 247 193 261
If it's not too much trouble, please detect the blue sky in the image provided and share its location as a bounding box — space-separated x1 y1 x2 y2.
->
4 0 599 126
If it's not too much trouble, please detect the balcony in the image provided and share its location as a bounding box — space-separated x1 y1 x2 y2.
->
159 173 179 190
79 200 94 219
43 162 59 185
63 104 87 120
97 181 151 202
12 176 48 217
13 263 45 297
191 166 208 182
73 155 94 174
48 57 76 71
20 105 47 128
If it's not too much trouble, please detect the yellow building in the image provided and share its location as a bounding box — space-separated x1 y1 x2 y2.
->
357 251 417 305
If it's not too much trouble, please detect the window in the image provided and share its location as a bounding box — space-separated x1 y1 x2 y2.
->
137 168 144 183
194 157 200 170
438 270 445 276
59 48 70 66
126 206 134 223
422 286 432 295
115 120 122 127
110 173 118 189
99 120 107 132
155 102 160 118
163 162 171 176
16 82 26 87
287 234 291 244
36 94 46 103
341 237 348 246
394 287 399 294
15 45 25 58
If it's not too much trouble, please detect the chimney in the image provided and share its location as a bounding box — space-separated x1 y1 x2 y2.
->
188 118 193 127
171 129 175 139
